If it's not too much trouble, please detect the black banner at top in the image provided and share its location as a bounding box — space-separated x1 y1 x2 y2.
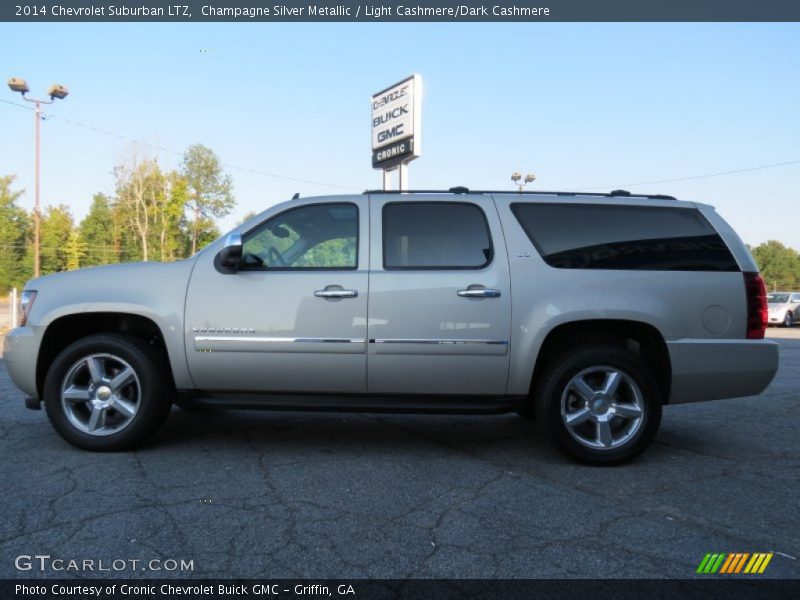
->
3 1 800 22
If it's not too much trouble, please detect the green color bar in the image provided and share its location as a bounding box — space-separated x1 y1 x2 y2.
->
703 552 719 573
697 553 713 573
710 553 727 573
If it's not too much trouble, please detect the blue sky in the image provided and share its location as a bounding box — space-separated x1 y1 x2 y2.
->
1 23 798 247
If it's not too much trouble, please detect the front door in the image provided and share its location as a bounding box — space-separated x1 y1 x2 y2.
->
366 195 512 396
184 198 369 393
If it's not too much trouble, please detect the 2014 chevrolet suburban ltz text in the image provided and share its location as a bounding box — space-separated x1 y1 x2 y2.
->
3 189 779 464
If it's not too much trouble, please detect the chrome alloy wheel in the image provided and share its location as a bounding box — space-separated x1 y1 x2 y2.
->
560 366 644 450
60 353 141 436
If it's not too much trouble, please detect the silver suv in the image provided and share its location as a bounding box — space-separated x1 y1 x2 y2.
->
3 189 779 464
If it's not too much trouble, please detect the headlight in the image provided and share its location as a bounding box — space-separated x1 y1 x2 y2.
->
18 290 37 327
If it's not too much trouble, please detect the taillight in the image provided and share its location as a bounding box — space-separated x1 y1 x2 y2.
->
743 272 767 339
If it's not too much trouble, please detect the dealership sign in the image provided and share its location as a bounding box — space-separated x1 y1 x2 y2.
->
371 74 422 169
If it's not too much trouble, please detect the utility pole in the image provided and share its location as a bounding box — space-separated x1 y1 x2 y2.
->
7 78 69 278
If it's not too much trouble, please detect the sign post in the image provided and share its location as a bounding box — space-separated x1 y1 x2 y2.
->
371 74 422 191
10 287 17 329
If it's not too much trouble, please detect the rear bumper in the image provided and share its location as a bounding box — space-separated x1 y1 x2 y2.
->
3 326 42 399
667 339 778 404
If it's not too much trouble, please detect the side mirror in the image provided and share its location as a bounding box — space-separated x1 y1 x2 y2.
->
215 233 243 273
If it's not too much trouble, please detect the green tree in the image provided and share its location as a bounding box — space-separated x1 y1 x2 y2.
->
181 215 221 256
66 229 85 271
238 210 257 225
181 144 234 254
39 204 75 275
751 240 800 291
114 156 164 262
80 193 120 267
0 175 29 290
156 172 189 261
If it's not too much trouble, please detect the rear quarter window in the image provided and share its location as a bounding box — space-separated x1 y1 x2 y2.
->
511 203 739 271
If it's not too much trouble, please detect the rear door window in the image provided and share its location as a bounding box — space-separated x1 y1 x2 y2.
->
511 203 739 271
383 202 493 269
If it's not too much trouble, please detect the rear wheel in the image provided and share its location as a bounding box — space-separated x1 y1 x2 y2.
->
533 345 662 465
44 333 173 451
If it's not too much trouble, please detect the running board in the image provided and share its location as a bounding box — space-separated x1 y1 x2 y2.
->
177 391 520 415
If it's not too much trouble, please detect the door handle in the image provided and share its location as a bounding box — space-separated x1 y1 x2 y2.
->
314 289 358 298
457 288 501 298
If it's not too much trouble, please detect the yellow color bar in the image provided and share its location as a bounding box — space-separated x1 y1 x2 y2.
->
758 553 774 574
744 554 761 574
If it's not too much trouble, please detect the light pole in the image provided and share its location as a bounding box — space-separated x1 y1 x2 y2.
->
511 172 536 192
7 77 69 278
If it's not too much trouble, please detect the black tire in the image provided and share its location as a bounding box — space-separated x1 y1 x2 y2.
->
784 312 793 328
44 333 173 451
533 344 662 465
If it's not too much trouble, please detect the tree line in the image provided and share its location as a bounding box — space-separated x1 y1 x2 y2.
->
0 143 234 291
750 241 800 292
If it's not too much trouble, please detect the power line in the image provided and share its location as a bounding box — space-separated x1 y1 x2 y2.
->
0 98 363 191
1 243 133 250
567 160 800 191
5 98 800 193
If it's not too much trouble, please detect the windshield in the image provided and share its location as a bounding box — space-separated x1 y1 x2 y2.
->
767 293 790 304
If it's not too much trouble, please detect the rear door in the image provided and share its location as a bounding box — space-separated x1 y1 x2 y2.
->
366 194 511 395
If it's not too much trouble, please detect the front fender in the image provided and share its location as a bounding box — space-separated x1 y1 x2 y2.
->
24 261 197 390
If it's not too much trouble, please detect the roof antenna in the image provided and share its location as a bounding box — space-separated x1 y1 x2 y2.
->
292 193 300 200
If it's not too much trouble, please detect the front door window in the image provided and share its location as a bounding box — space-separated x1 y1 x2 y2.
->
241 203 358 270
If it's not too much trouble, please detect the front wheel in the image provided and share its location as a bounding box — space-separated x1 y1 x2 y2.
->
533 345 662 465
784 312 793 328
44 333 173 451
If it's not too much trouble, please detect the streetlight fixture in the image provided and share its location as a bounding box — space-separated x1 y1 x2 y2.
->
511 171 536 192
7 77 69 278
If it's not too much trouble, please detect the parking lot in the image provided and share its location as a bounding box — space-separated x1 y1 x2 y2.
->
0 332 798 579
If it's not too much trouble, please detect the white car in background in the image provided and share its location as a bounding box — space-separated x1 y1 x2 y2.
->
767 292 800 327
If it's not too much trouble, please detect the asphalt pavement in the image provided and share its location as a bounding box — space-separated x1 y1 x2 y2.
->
0 333 798 579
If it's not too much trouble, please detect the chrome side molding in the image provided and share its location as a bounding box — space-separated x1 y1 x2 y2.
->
371 339 508 345
194 336 366 344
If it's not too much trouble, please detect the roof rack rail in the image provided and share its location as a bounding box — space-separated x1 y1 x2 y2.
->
362 188 677 201
364 187 471 195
